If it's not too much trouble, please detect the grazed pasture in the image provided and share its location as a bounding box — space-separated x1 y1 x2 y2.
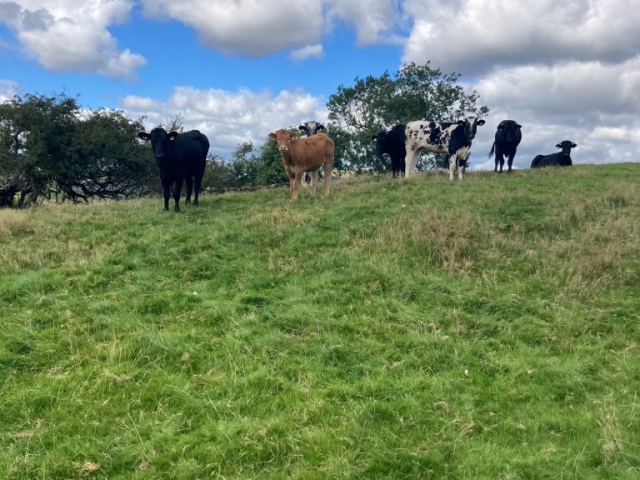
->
1 164 639 479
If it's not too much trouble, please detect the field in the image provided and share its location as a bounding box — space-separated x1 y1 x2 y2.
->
1 164 639 479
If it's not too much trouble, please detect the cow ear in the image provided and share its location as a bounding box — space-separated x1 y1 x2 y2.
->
168 131 179 141
268 133 277 140
477 119 485 126
516 124 522 129
137 131 150 141
457 120 466 126
555 143 562 149
317 124 325 131
571 142 577 148
298 125 306 131
371 135 377 141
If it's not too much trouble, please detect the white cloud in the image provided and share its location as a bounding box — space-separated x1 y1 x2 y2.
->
476 58 640 120
290 44 324 62
139 0 404 57
121 86 328 158
324 0 405 45
0 0 145 78
0 79 19 102
140 0 324 57
402 0 640 75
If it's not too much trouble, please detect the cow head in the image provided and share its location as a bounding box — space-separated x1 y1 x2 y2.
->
458 117 485 142
496 120 522 143
137 128 179 160
298 121 325 137
556 140 577 157
372 131 388 155
269 129 296 153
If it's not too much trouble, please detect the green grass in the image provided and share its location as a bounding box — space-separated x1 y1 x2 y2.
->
1 164 639 479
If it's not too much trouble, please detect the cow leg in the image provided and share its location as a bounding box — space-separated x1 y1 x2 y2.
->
161 178 171 211
507 154 514 173
458 156 465 181
309 170 319 196
404 150 419 178
193 174 202 205
185 176 194 205
292 172 303 200
449 154 457 181
173 177 183 212
324 164 333 197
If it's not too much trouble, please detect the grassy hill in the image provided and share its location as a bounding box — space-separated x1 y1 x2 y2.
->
1 164 639 479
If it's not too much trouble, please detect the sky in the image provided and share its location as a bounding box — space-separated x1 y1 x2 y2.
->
1 0 639 171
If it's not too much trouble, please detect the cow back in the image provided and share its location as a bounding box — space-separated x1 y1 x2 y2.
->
173 130 209 172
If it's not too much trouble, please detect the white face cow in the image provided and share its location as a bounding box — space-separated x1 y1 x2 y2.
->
298 121 325 137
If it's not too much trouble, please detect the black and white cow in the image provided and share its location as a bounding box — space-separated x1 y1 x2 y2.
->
137 128 209 212
298 121 326 185
404 117 485 180
299 121 325 137
489 120 522 173
371 124 406 178
530 141 577 168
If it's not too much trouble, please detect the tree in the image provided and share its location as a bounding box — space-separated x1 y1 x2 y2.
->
157 113 185 134
202 154 237 191
228 142 258 188
0 92 157 207
327 62 489 172
0 92 78 206
68 109 157 200
256 133 288 186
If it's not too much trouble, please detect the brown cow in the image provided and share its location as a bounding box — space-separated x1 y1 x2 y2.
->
268 129 335 200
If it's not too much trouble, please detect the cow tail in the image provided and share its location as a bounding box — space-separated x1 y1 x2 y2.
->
488 142 496 159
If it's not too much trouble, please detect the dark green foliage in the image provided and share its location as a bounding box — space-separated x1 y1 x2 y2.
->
327 62 489 172
0 93 155 207
201 154 238 191
256 136 288 186
228 141 259 188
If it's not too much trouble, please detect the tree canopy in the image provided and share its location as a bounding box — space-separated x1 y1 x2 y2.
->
0 93 155 207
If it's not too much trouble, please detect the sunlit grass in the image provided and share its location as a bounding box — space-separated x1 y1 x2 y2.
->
1 164 639 479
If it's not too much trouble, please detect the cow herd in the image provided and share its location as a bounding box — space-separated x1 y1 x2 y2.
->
136 117 577 210
372 117 577 179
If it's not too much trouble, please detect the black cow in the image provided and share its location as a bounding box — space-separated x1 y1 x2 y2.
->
299 121 326 184
489 120 522 173
531 141 577 168
371 124 406 178
405 117 485 180
137 128 209 212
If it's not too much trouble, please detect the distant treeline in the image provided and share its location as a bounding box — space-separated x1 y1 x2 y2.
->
0 62 488 208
